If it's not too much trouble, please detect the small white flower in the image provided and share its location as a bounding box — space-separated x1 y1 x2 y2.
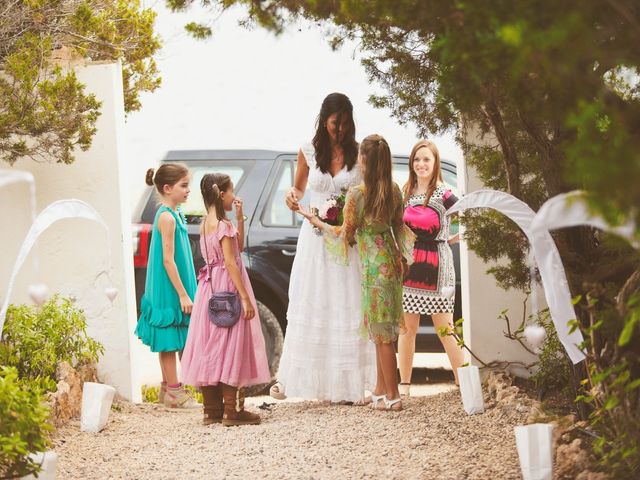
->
318 198 337 219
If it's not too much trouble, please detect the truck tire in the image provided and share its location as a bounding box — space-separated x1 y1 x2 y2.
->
244 300 284 397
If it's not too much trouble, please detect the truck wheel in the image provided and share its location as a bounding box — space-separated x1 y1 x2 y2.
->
244 300 284 397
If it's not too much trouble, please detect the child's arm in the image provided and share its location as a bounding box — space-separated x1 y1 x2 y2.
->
158 212 193 314
304 189 357 240
299 188 358 265
220 233 255 320
234 197 246 251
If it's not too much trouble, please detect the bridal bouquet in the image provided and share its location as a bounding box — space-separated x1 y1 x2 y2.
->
312 188 347 235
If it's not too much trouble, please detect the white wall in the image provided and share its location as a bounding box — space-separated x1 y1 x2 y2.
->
458 139 539 377
1 61 143 401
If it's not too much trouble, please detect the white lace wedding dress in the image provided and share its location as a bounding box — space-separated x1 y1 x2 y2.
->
276 144 376 402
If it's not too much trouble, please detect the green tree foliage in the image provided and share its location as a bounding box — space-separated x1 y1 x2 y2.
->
0 0 162 165
170 0 640 474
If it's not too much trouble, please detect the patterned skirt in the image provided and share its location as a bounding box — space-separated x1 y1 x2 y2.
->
402 240 455 315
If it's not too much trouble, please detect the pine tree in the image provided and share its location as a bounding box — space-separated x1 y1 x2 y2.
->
0 0 161 165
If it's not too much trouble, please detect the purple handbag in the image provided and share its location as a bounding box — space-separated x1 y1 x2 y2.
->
208 292 241 328
203 227 241 328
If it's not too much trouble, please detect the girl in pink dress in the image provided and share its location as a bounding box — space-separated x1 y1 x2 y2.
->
181 173 270 426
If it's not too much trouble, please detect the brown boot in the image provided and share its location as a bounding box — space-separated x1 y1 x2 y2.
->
221 383 261 427
201 385 223 425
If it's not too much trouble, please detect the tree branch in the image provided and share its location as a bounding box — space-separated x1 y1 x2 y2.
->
616 267 640 316
482 99 521 198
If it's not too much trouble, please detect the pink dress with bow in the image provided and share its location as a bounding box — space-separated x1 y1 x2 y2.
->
181 220 271 387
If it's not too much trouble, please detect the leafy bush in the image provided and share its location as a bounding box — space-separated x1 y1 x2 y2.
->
141 384 159 403
0 295 104 393
531 309 574 399
141 384 203 404
0 366 52 479
575 291 640 476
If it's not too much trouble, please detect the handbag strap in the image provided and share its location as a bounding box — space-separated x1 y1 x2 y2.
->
202 218 215 297
389 225 401 256
389 225 408 273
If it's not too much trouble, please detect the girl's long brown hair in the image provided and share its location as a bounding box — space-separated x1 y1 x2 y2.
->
200 173 231 221
145 163 190 195
360 134 398 224
402 140 443 205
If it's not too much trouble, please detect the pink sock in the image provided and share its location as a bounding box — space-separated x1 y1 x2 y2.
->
168 383 181 389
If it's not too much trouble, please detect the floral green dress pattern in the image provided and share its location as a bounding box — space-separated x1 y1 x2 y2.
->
321 184 416 344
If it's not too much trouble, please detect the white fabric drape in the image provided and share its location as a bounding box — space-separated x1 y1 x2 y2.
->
532 190 638 249
1 199 110 335
447 190 586 364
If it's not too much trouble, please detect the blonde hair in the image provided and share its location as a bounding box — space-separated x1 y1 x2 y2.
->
402 140 443 205
359 134 398 224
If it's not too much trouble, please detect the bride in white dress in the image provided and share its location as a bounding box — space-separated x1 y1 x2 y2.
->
270 93 376 403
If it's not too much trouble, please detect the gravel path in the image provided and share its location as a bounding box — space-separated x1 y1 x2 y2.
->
52 385 529 479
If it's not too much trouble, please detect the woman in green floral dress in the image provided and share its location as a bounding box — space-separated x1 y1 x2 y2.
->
298 134 415 411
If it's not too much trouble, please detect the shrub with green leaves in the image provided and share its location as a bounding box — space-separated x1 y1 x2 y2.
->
531 309 574 399
0 295 104 393
141 384 159 403
0 366 52 479
575 291 640 476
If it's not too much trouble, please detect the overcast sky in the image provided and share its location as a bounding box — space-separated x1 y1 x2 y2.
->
124 2 462 203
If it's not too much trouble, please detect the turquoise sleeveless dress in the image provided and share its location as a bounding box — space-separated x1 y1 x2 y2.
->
135 205 197 352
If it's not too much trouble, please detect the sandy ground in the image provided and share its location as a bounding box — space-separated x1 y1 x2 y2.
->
52 382 529 480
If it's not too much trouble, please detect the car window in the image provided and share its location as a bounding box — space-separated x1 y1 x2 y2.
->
262 160 298 227
182 165 246 216
141 163 251 223
392 162 410 191
442 168 458 194
441 167 460 235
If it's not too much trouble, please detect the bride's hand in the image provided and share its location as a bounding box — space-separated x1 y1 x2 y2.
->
285 187 300 211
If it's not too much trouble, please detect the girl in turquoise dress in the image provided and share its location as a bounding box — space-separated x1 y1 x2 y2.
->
135 163 198 409
298 134 416 411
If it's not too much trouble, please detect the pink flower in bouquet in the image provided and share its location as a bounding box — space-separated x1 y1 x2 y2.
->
325 206 340 223
312 188 348 235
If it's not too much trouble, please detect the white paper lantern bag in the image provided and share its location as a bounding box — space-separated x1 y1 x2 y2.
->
457 365 485 415
80 382 116 433
514 423 554 480
21 451 58 480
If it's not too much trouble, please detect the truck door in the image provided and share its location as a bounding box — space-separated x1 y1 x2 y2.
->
246 154 301 298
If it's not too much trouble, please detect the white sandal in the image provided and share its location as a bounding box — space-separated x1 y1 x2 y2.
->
370 393 386 410
383 396 403 411
269 382 287 400
353 395 372 406
399 383 411 397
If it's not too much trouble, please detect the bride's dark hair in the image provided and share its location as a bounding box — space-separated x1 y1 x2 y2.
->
312 93 358 173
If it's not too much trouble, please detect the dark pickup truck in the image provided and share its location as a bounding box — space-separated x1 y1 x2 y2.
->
132 150 462 380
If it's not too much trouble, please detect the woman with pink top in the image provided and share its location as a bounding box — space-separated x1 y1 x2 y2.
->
181 172 271 426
